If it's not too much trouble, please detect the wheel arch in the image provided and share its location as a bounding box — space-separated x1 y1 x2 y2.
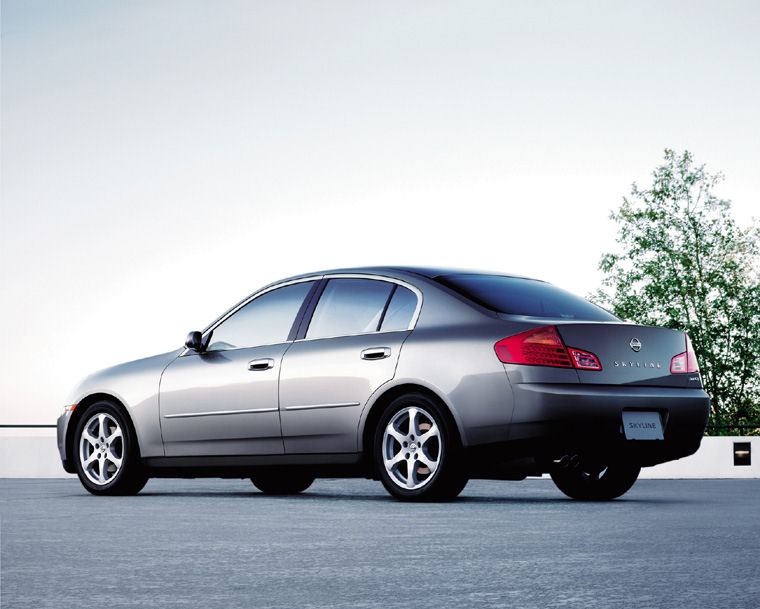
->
358 381 466 462
66 393 143 464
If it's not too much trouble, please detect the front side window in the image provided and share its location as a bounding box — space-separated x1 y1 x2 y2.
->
306 278 394 339
207 281 315 351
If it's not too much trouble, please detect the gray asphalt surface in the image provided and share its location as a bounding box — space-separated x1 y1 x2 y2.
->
1 478 758 609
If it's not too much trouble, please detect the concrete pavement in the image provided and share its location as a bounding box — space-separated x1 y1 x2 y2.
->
1 478 758 608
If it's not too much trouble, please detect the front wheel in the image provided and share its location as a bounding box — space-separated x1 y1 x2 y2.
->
550 455 640 500
74 401 148 496
374 392 468 501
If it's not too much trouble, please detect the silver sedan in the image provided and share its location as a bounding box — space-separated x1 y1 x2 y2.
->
58 267 710 500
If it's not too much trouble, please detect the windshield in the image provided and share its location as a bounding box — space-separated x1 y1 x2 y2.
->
436 274 619 321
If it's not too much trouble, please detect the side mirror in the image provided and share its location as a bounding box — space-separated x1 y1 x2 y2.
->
185 331 203 352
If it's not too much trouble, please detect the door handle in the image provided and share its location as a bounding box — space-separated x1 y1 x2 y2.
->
361 347 391 360
248 358 275 371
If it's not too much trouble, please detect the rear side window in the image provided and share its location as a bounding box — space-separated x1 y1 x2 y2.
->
207 281 315 351
307 279 394 339
436 274 618 321
380 286 418 331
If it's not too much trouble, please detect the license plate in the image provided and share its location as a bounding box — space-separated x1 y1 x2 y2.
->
622 411 664 440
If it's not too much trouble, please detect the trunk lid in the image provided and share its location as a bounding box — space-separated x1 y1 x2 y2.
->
555 322 690 387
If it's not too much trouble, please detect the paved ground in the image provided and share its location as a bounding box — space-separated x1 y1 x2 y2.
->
1 478 758 609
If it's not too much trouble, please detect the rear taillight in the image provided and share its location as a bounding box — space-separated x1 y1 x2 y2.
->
671 334 699 374
670 352 687 373
495 325 601 370
495 326 572 367
686 335 699 372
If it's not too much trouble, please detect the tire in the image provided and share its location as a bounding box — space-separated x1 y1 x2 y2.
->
374 392 468 501
73 400 148 496
550 455 640 501
250 470 314 495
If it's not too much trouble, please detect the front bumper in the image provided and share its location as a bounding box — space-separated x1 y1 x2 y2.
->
507 383 710 467
57 412 76 473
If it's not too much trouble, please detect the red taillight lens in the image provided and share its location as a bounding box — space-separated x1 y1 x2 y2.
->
672 335 699 373
495 325 602 370
495 325 573 367
568 348 602 370
685 335 699 373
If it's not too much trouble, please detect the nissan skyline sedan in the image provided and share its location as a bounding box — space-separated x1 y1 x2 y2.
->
57 267 710 501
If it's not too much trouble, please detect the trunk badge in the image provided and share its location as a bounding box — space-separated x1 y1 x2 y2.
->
630 338 642 352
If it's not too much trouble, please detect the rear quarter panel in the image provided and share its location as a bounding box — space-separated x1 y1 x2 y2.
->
390 324 516 446
369 276 534 448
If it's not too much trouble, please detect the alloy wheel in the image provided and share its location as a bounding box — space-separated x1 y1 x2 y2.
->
79 412 124 486
382 406 442 490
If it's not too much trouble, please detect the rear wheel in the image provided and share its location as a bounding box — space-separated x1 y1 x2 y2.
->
74 401 148 496
550 454 640 500
250 471 314 495
374 392 468 501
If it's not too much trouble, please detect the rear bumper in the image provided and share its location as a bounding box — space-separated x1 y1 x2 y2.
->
506 383 710 467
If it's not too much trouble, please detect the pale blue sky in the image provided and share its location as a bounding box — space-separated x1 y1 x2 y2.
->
2 0 759 423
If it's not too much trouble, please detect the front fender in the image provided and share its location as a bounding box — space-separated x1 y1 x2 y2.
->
64 349 181 461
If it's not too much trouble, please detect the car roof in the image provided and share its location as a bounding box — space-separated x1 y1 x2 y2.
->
279 266 534 281
386 266 538 280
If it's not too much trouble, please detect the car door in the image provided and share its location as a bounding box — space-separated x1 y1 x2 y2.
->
159 280 318 456
279 277 421 453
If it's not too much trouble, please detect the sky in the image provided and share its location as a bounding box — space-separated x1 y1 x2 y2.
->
1 0 759 424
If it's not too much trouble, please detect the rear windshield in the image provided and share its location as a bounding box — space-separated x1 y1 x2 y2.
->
436 274 618 321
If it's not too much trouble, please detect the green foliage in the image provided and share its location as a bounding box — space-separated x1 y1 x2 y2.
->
596 149 760 433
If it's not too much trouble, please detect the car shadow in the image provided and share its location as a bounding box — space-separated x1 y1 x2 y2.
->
130 490 695 505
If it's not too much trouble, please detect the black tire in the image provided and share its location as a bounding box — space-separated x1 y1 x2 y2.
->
374 392 468 501
250 470 315 495
73 400 148 496
550 456 640 501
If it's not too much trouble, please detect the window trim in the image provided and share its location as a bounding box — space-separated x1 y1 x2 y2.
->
296 274 422 342
179 273 423 356
290 278 327 340
376 284 398 332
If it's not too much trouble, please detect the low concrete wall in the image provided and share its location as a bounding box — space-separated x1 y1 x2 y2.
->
0 429 73 478
0 430 757 479
639 436 759 479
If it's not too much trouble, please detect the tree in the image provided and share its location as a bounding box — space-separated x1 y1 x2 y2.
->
596 149 760 432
